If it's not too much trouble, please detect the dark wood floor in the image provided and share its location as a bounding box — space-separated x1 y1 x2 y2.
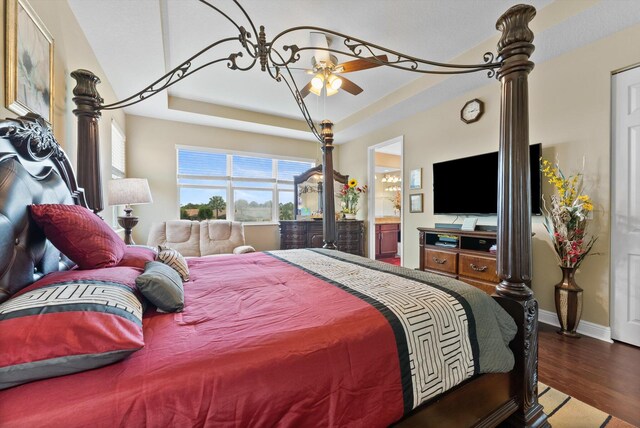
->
538 322 640 426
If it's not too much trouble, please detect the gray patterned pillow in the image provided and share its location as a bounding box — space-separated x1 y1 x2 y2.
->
157 245 190 281
136 261 184 313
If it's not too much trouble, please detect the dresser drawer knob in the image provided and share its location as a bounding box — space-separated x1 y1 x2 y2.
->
470 263 488 272
432 257 447 264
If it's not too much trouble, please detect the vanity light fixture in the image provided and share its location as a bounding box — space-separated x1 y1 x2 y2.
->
381 174 401 183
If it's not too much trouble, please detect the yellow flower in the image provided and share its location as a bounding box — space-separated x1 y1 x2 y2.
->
348 178 357 188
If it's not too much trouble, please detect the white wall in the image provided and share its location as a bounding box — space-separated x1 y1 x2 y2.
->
126 115 323 250
15 0 634 327
0 0 125 228
338 22 640 327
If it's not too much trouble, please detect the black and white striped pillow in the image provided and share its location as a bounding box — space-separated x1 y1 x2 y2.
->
157 245 190 282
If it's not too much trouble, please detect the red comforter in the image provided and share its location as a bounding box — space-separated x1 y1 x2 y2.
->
1 253 406 427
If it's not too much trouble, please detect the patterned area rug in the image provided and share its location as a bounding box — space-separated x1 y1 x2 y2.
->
539 382 637 427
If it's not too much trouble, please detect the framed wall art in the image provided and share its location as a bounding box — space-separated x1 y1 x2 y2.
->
409 193 423 213
409 167 422 190
5 0 54 125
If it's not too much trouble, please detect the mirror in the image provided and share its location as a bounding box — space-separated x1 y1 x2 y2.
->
294 165 349 220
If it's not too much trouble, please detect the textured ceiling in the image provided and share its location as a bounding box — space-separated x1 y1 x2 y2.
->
68 0 640 143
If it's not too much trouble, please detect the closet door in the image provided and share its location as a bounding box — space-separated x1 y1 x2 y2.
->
611 66 640 346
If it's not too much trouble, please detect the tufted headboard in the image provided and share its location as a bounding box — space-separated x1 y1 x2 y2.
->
0 114 87 302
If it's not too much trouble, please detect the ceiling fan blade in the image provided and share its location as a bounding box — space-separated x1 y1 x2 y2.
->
310 31 330 64
338 55 388 73
339 76 363 96
300 81 312 98
270 66 308 73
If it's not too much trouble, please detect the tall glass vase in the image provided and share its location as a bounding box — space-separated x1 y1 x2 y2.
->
554 266 583 338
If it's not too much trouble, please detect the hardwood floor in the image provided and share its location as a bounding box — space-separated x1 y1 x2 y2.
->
538 322 640 426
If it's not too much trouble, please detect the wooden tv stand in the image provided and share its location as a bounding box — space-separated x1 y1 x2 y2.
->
418 227 498 294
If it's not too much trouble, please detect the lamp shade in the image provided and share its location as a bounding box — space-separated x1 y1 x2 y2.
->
108 178 153 206
311 73 324 89
327 74 342 90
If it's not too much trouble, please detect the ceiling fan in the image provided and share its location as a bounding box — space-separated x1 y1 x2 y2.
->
298 32 388 98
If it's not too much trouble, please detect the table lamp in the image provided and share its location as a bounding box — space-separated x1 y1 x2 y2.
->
108 178 153 245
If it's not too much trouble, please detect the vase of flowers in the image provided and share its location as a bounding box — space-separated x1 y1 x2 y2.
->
541 158 597 337
339 178 367 219
389 190 401 217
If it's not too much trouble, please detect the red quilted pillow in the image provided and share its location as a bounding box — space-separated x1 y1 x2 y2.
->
117 245 158 270
30 204 126 269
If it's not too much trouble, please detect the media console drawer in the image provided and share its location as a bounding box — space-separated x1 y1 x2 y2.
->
425 248 458 274
418 227 499 295
458 253 498 282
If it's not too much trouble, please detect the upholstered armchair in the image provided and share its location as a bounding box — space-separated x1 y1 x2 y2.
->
147 220 255 257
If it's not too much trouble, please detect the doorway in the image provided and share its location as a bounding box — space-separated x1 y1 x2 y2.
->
611 65 640 347
367 136 403 266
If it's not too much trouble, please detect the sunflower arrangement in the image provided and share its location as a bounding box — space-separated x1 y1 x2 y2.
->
339 178 368 215
541 158 597 268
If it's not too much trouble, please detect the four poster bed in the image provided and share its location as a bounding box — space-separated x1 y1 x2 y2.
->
0 2 548 427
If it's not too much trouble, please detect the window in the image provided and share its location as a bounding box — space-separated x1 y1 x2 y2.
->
111 121 126 228
177 147 314 223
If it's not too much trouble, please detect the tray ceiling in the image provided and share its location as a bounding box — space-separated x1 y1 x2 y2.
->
68 0 640 143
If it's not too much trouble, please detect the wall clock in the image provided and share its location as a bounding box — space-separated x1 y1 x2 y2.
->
460 98 484 124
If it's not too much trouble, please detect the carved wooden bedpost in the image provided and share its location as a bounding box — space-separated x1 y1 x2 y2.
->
494 5 549 428
321 120 337 249
71 69 104 214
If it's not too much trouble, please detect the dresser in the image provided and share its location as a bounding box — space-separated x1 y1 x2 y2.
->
418 227 498 295
279 220 365 256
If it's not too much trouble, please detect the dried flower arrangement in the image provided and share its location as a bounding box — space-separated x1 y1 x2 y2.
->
541 158 597 268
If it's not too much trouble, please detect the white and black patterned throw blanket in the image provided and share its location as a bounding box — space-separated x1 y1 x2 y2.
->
268 249 517 412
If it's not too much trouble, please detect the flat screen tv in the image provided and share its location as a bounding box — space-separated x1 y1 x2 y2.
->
433 143 541 215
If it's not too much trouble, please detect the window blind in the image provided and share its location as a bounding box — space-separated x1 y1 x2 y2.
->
111 122 126 177
177 147 314 222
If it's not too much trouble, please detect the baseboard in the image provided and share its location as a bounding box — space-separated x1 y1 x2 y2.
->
538 309 612 343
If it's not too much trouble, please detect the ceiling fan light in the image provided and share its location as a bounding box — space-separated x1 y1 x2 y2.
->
325 84 338 97
311 73 324 89
327 74 342 90
309 85 322 96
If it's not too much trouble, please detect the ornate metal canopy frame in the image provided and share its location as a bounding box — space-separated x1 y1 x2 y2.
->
69 4 547 425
